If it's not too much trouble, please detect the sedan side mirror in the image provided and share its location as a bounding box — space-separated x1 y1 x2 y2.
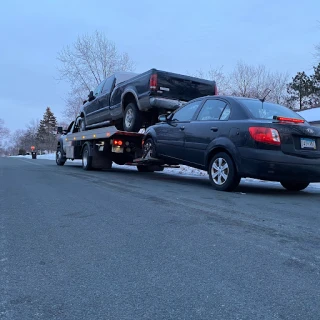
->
158 114 168 122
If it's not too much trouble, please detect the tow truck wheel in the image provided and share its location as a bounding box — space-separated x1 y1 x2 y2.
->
56 148 66 166
82 145 92 170
123 102 142 132
280 181 310 191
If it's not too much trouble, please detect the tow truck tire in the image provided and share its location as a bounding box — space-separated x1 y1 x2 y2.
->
123 102 142 132
56 148 66 166
280 181 310 191
82 145 92 170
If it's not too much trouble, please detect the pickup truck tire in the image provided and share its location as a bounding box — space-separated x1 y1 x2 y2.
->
56 148 66 166
82 145 92 170
115 121 124 131
78 118 86 132
208 152 241 192
123 102 142 132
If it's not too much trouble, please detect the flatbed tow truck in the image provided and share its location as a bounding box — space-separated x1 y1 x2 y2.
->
56 120 178 172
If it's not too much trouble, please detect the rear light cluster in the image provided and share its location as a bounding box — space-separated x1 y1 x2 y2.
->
214 83 218 95
249 127 281 146
274 116 304 124
150 74 157 90
113 140 123 146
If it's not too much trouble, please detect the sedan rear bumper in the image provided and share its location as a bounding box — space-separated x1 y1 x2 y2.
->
238 148 320 182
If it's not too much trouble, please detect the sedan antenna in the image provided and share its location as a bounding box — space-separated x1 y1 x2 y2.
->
259 89 271 108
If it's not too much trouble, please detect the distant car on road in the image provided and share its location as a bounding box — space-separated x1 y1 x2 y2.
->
143 96 320 191
77 69 217 132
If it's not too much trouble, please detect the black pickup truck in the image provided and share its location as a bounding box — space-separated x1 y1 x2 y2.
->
77 69 218 132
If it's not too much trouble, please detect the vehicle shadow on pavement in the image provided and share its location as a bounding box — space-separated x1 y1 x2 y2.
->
63 163 320 196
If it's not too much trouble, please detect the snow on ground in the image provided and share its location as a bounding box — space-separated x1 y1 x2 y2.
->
11 153 320 190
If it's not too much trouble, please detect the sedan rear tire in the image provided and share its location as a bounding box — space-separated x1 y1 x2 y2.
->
208 152 241 192
280 181 310 191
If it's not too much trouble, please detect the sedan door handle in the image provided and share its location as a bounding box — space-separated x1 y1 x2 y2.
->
179 126 185 131
211 127 218 132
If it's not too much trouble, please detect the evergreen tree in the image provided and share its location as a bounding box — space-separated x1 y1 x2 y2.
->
287 72 314 109
310 63 320 104
36 107 57 152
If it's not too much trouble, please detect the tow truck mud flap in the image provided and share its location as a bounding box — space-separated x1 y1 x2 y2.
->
91 146 112 170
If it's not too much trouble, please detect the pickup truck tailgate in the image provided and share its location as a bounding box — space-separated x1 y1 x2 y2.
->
153 71 217 102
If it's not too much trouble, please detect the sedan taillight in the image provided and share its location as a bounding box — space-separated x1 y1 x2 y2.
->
249 127 281 146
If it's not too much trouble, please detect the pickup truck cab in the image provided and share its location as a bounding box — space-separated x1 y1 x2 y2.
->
78 69 217 132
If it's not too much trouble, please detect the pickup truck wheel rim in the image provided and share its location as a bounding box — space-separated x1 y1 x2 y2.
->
80 119 85 131
125 109 134 128
211 158 229 185
56 151 61 162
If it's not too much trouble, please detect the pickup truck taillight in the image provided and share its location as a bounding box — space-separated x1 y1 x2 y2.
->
214 83 218 95
150 74 157 90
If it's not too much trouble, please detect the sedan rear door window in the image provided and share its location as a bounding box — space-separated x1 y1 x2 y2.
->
197 99 228 121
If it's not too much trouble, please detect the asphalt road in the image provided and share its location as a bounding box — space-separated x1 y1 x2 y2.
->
1 157 320 320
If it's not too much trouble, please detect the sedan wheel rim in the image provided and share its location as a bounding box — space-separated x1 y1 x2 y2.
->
125 109 133 128
143 142 153 158
211 158 229 185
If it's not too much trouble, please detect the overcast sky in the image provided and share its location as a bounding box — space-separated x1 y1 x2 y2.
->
0 0 319 131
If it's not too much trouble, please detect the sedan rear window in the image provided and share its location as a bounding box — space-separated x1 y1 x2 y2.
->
238 99 304 120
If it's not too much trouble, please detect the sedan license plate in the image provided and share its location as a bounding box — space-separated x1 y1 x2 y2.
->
112 146 124 153
300 138 316 150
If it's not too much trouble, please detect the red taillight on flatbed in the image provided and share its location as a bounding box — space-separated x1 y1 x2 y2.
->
113 140 123 146
150 74 157 90
273 116 305 124
249 127 281 146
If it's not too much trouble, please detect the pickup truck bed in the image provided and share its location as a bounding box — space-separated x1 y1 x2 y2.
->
78 69 217 133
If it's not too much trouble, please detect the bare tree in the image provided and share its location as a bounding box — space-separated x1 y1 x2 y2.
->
230 61 289 103
62 87 88 123
9 119 40 154
57 30 135 121
191 66 232 95
314 21 320 63
0 118 9 152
